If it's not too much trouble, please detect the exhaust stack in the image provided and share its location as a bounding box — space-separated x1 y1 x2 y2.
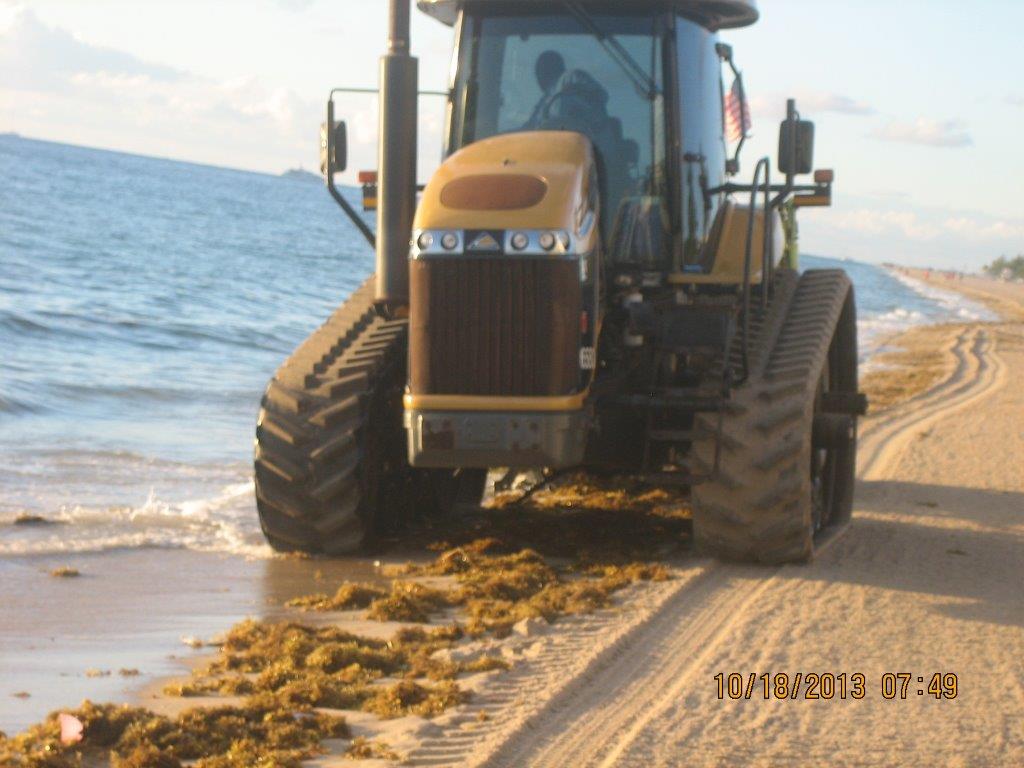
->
375 0 418 316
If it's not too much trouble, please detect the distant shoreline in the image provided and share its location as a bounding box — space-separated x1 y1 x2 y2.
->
0 131 360 187
280 167 321 184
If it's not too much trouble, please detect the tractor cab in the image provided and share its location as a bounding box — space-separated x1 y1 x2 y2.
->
448 6 671 268
443 2 733 276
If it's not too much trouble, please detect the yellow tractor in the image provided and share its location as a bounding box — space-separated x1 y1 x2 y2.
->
254 0 867 563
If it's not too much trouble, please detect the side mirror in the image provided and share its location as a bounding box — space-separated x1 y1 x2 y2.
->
320 119 347 177
717 43 750 176
778 117 814 176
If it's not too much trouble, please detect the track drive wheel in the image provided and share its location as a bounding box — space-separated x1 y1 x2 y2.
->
691 269 859 564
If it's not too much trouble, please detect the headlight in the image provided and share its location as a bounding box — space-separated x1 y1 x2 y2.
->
417 232 434 250
441 232 459 250
510 232 529 251
538 232 556 251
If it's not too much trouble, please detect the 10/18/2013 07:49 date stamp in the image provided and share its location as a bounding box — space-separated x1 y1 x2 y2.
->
714 672 959 700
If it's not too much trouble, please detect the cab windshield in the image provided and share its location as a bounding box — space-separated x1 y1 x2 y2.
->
449 4 669 265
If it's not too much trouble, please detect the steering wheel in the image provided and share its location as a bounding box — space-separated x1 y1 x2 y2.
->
540 90 578 124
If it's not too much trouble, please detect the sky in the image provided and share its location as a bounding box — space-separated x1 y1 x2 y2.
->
1 0 1022 269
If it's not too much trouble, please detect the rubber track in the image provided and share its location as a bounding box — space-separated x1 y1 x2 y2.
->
690 269 853 563
254 277 408 553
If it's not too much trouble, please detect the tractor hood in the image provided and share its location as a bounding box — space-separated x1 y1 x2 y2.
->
414 131 597 239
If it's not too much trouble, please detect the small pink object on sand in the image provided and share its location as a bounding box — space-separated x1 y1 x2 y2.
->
59 712 84 745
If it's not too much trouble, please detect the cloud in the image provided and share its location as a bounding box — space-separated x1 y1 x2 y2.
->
824 206 1023 243
0 8 184 91
749 91 874 120
0 8 328 172
941 216 1024 241
798 198 1024 269
871 118 973 148
797 92 875 116
275 0 316 10
828 209 941 241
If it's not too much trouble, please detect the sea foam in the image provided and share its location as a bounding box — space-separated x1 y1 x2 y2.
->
0 481 273 559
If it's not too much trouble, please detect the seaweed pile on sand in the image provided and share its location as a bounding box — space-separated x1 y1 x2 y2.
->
0 699 348 767
861 324 958 411
161 619 499 716
3 474 689 765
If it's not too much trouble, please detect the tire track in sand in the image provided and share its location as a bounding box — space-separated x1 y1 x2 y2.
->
858 325 1005 480
478 562 778 768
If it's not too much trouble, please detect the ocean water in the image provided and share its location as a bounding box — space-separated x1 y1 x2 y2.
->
0 135 995 558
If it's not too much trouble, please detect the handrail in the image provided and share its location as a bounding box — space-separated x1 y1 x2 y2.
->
760 161 772 312
737 156 770 385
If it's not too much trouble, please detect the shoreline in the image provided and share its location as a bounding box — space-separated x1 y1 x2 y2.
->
860 268 1013 413
901 267 1024 322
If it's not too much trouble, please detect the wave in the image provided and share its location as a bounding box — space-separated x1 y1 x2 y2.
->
0 481 273 559
20 447 247 469
890 270 997 323
858 307 928 342
0 311 58 336
0 392 41 415
48 382 255 406
0 306 289 355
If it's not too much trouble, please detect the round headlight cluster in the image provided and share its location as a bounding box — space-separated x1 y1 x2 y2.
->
417 231 460 252
509 231 569 252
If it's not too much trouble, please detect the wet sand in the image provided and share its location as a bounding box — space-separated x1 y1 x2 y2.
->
0 549 385 734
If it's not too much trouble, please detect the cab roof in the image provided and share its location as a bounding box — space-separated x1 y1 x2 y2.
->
417 0 759 31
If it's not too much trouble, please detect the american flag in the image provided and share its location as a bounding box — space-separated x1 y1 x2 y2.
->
724 77 751 142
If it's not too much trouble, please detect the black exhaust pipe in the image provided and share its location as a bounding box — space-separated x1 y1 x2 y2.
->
375 0 418 317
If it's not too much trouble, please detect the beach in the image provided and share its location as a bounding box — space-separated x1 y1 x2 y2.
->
2 271 1021 766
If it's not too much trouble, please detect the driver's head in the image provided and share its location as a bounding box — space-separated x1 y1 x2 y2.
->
535 50 566 93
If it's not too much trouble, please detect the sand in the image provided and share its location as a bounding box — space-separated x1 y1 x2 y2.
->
0 550 387 735
4 273 1023 766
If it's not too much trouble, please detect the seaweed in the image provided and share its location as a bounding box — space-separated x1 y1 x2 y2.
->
286 582 387 612
345 737 400 761
861 324 958 411
0 700 348 768
112 744 182 767
365 581 455 623
362 680 466 719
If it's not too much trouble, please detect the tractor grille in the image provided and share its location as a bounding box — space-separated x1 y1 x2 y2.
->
409 258 580 397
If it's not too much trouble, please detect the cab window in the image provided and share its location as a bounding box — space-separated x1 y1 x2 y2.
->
676 17 727 270
451 5 670 267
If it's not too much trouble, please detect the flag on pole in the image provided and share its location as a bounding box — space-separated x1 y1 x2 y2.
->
724 77 751 142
